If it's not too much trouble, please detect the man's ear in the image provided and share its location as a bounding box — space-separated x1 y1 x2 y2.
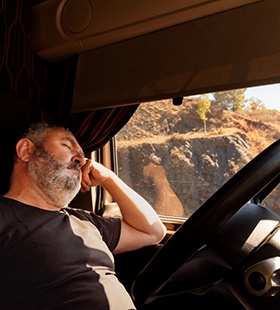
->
16 138 35 162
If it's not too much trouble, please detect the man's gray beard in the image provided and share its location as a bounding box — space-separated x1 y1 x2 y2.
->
28 145 81 207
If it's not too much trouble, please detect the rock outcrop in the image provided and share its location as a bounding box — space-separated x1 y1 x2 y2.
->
116 100 280 216
117 134 253 216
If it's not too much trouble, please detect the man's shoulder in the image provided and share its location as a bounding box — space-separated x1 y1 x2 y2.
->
65 207 121 229
64 207 108 224
64 206 93 218
0 195 19 210
0 195 38 211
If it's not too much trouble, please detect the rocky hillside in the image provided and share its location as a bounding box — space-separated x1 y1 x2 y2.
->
116 99 280 216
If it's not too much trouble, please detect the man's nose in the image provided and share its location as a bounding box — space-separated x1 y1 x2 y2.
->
72 152 87 167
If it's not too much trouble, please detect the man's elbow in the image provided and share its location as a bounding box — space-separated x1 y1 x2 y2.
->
152 222 167 244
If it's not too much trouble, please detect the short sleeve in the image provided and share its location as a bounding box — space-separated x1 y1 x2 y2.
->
66 208 122 251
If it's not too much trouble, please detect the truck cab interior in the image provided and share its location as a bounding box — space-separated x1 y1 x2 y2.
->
1 0 280 308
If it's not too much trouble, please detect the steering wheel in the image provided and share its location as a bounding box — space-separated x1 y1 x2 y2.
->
132 139 280 305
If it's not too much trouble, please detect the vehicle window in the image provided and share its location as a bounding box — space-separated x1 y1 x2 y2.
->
115 87 280 219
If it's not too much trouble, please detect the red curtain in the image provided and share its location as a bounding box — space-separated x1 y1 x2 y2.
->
69 106 138 154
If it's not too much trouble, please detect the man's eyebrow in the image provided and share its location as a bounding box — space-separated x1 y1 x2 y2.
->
60 136 85 156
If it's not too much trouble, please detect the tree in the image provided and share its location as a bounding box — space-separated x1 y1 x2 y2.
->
196 95 211 133
244 97 267 112
212 89 246 112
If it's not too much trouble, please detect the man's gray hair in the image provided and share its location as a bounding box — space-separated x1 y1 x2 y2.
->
22 122 71 146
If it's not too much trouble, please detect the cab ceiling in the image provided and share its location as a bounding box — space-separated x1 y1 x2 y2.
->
32 0 261 61
31 0 280 112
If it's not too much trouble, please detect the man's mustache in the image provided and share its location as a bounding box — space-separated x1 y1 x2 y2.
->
67 162 81 173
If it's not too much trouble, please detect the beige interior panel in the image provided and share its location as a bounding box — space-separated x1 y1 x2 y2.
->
31 0 260 61
71 0 280 112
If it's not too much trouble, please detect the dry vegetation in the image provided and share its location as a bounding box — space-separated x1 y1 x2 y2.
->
237 111 280 154
117 97 280 158
209 108 280 156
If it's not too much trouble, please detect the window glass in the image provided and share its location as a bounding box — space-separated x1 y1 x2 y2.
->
115 88 280 218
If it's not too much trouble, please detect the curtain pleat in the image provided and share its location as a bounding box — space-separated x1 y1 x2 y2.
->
69 104 139 154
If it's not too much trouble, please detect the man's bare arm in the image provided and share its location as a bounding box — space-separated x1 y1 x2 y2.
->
81 160 166 253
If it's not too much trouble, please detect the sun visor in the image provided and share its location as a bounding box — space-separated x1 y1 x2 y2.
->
71 0 280 112
31 0 259 62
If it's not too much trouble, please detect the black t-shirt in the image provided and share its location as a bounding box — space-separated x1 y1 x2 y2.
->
0 196 136 309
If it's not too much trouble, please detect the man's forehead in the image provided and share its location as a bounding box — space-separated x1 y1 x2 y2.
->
46 129 82 149
46 128 73 139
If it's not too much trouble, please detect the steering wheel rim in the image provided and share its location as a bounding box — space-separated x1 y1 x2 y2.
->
132 138 280 305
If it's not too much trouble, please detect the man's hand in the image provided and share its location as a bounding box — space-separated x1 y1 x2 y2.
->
80 159 113 192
